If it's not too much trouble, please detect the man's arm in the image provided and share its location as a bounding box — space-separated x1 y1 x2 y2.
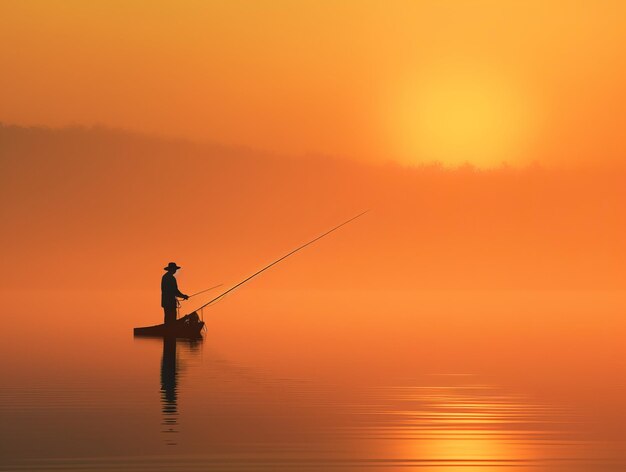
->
173 278 189 300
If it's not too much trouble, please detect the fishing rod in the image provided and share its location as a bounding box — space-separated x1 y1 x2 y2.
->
190 210 369 313
187 284 224 298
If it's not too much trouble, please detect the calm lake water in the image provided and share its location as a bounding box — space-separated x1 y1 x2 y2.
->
1 289 625 471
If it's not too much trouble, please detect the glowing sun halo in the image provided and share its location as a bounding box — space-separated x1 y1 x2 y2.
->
393 68 533 168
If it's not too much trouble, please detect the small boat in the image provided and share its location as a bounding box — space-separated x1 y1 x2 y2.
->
134 312 204 338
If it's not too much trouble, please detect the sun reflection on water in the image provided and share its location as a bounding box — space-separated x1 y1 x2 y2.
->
341 379 589 471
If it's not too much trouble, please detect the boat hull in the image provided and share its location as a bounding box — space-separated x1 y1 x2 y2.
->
134 312 204 338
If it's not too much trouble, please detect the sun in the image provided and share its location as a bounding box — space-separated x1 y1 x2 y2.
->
390 67 533 168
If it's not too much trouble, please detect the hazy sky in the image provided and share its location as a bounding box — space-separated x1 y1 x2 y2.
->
2 1 626 167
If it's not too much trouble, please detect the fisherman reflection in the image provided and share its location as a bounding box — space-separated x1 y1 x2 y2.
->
160 336 179 445
159 336 203 446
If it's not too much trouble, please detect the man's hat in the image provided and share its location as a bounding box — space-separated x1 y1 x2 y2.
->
164 262 181 271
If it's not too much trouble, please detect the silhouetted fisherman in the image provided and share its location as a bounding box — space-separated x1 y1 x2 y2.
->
161 262 189 325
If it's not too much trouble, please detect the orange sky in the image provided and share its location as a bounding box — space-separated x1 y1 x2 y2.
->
2 1 626 167
1 2 625 294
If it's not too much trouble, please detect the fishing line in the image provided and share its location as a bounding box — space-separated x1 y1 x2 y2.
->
187 284 224 298
185 210 369 316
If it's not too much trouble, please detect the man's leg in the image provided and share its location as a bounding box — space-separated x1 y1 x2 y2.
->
164 306 177 325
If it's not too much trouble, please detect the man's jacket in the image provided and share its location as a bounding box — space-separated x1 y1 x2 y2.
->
161 273 185 308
